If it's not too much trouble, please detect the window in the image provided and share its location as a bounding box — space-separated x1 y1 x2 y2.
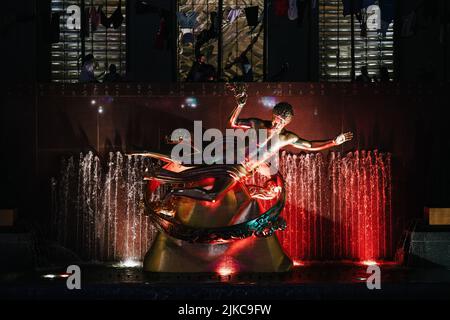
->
51 0 126 83
177 0 265 82
319 0 394 81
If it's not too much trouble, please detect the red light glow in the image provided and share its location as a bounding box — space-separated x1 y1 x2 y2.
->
292 259 304 267
217 266 234 277
215 257 238 276
361 260 378 266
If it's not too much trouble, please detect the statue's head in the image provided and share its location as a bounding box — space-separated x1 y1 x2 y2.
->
272 102 293 131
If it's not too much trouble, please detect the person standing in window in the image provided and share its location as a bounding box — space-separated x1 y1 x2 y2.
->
186 54 216 82
79 54 98 83
234 54 254 82
103 64 122 83
377 65 390 83
355 66 372 82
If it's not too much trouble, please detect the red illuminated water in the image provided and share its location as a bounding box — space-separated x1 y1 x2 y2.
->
277 150 392 261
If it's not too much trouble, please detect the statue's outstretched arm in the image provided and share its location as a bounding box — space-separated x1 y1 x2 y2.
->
289 132 353 152
226 83 255 129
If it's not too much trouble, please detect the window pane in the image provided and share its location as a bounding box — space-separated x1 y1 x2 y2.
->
177 0 264 82
319 0 394 82
51 0 127 83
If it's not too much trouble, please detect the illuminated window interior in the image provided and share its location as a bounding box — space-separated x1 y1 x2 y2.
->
177 0 265 82
319 0 394 81
50 0 126 83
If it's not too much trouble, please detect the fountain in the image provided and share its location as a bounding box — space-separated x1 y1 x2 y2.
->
51 150 392 263
278 150 393 262
51 151 158 262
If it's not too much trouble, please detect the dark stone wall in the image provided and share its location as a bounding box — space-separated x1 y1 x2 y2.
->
395 0 450 82
267 0 319 81
3 83 449 239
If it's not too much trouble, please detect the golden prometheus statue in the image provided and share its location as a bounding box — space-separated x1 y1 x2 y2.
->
135 83 353 273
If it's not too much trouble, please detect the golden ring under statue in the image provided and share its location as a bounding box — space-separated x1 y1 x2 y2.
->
139 153 292 273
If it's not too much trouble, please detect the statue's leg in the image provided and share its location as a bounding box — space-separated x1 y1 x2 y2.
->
169 175 236 202
151 166 216 183
150 165 245 202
